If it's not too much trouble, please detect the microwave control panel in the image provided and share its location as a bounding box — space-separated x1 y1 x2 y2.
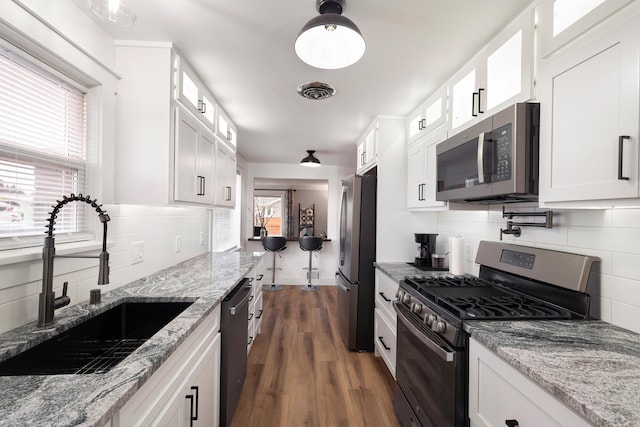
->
493 123 512 182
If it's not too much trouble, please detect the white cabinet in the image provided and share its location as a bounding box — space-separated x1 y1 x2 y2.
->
177 55 216 130
114 42 236 208
538 9 640 207
539 0 635 57
469 338 592 427
374 269 398 378
247 260 264 354
357 121 378 174
449 8 535 133
214 143 237 208
407 125 447 210
118 305 221 427
408 86 448 144
215 107 237 152
174 108 216 204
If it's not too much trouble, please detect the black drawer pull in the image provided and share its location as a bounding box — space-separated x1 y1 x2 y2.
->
505 420 518 427
378 336 391 351
618 135 630 180
185 385 199 426
379 292 391 302
248 312 254 321
256 309 264 319
256 274 264 281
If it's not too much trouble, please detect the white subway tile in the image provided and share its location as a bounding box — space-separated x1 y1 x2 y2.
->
610 301 640 334
611 208 640 227
611 252 640 280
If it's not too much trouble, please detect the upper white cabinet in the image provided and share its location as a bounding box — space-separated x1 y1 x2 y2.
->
407 125 447 210
538 6 640 207
539 0 635 57
216 107 237 152
469 338 592 427
357 120 378 174
407 86 448 143
174 108 216 204
177 56 216 130
449 9 535 133
114 42 237 207
215 142 237 208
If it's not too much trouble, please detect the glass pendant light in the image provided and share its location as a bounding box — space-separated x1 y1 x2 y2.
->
295 0 365 70
89 0 137 27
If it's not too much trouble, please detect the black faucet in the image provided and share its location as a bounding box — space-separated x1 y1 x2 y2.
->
38 194 110 327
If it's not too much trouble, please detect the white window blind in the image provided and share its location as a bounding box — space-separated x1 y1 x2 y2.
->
0 48 87 244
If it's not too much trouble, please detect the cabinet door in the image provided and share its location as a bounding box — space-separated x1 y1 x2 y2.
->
539 18 640 204
197 130 216 204
175 108 200 203
356 140 366 172
407 126 447 210
469 338 592 427
215 145 236 207
364 126 378 166
216 109 237 151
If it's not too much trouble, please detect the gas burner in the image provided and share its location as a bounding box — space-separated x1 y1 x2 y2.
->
441 295 572 320
405 275 494 287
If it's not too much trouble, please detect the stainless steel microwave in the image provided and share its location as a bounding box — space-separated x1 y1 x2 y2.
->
436 103 540 203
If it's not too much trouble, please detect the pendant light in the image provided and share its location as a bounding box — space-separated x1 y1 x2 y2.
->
300 150 322 167
89 0 137 27
295 0 365 70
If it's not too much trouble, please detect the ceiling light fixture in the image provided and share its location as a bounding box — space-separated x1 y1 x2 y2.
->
295 0 365 70
300 150 322 167
89 0 137 27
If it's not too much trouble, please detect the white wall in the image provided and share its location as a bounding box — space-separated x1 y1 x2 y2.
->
0 1 210 333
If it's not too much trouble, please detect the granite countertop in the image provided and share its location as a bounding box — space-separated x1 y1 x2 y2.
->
0 251 263 427
374 261 450 282
466 320 640 427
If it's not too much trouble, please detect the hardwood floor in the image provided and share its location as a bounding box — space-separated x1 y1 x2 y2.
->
231 286 400 427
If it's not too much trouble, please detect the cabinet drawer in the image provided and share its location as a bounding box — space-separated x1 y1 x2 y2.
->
374 309 397 379
375 271 398 322
469 339 592 427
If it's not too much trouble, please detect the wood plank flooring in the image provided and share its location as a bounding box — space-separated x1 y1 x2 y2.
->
231 286 400 427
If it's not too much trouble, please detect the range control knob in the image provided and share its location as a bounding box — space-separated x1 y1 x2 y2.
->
411 303 423 315
432 320 447 334
396 289 403 300
402 293 412 305
426 314 436 327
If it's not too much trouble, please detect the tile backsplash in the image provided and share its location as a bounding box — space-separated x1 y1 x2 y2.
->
0 205 209 334
434 206 640 334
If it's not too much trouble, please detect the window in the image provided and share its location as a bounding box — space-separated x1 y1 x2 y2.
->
254 195 283 236
0 46 87 247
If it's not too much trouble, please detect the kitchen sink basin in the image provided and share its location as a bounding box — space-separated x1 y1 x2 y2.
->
0 301 192 376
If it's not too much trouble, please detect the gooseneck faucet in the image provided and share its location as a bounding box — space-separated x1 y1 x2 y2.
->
38 194 110 327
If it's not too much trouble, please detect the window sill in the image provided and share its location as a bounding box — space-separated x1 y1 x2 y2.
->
0 240 110 267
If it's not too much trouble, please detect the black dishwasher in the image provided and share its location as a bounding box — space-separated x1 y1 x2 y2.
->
220 277 251 427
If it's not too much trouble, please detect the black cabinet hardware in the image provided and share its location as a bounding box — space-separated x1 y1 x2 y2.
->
247 336 253 346
505 420 518 427
478 88 484 113
256 274 264 281
618 135 630 180
378 336 391 351
256 309 263 319
197 99 206 114
248 312 254 321
379 292 391 302
185 385 199 426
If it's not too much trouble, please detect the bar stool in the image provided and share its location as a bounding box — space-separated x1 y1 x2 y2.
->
262 236 287 291
299 236 322 291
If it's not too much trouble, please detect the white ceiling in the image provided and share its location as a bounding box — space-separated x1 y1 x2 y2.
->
76 0 534 169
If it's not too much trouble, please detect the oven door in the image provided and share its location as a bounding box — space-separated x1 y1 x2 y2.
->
394 302 467 427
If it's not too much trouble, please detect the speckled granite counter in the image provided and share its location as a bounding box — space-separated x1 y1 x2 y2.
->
374 261 450 282
466 320 640 427
0 251 263 427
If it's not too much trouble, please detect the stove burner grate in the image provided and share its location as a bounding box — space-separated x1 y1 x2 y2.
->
442 295 572 320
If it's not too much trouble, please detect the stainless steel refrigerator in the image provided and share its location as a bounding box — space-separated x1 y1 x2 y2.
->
336 174 376 352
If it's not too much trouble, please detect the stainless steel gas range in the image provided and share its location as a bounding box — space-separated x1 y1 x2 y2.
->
393 241 599 427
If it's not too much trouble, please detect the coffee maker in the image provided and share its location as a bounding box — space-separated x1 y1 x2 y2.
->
414 233 437 267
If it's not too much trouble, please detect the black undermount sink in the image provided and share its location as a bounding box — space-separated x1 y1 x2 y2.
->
0 301 192 376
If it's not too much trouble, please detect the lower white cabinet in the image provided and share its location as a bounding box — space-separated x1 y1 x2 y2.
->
116 306 221 427
247 260 264 354
469 338 592 427
374 269 398 378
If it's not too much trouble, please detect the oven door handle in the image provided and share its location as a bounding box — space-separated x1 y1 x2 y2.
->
394 302 455 363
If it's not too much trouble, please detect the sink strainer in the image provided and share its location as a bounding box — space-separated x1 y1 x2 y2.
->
297 82 336 100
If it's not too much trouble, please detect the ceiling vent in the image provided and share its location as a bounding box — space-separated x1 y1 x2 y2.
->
297 82 336 100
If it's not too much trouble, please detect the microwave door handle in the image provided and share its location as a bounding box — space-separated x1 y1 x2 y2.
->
477 132 485 184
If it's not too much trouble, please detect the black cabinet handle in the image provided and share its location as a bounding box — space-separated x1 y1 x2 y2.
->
256 274 264 281
248 336 253 346
185 385 199 426
197 99 206 114
248 294 254 302
505 420 518 427
419 118 426 130
257 309 263 319
472 92 477 117
618 135 630 180
248 312 254 321
379 292 391 302
378 336 391 351
478 88 484 114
